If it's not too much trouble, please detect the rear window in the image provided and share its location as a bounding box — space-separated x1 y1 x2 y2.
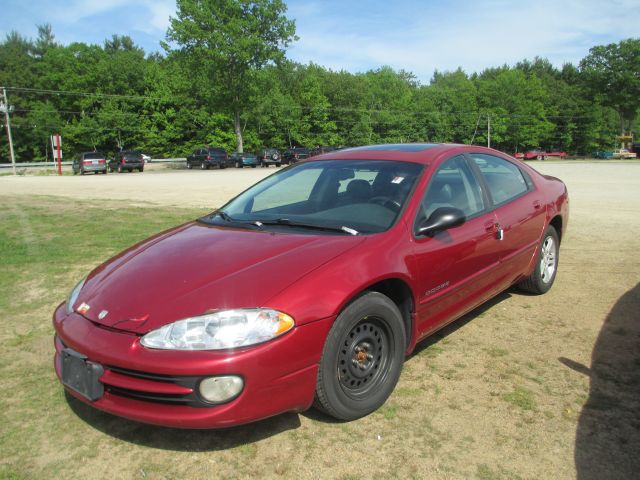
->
84 152 104 159
123 152 141 160
208 148 226 154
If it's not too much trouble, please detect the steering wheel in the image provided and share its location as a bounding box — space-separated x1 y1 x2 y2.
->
368 196 401 211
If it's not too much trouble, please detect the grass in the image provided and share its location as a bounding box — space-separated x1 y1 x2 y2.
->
502 387 537 411
0 196 208 479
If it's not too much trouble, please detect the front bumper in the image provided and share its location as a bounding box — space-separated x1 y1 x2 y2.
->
52 303 333 428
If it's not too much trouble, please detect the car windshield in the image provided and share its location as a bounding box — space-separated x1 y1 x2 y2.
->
204 160 423 234
84 152 104 159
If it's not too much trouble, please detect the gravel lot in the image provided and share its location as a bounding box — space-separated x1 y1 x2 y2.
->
1 161 639 479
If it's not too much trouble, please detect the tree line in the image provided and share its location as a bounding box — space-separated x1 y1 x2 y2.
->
0 1 638 162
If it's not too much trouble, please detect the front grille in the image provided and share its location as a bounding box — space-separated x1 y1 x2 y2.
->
104 366 211 408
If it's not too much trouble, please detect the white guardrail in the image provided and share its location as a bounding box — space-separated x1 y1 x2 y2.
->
0 158 186 169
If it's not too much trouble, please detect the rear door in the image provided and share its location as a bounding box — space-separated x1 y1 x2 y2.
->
411 155 505 339
468 153 546 283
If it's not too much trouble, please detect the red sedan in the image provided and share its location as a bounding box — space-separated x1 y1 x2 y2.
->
53 144 569 428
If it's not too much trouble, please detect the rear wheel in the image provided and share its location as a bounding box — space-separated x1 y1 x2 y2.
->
315 292 406 421
139 167 144 172
519 225 559 294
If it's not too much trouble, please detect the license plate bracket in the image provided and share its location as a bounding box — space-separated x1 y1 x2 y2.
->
61 348 104 401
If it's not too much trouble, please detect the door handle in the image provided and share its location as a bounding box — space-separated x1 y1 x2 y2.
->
533 200 542 210
495 224 504 241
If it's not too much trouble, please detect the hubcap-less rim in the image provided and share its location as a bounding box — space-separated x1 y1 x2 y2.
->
540 236 556 283
337 318 391 399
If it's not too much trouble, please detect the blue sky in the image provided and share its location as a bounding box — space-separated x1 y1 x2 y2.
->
2 0 639 82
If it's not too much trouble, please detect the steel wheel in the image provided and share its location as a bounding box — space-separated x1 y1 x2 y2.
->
315 291 405 420
337 318 391 399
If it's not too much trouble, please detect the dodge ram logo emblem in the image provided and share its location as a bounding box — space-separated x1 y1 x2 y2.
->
98 310 109 320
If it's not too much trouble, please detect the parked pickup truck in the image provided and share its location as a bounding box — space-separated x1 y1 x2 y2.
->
612 149 637 159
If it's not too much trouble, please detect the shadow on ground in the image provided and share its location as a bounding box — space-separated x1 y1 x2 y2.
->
573 283 640 479
66 392 301 451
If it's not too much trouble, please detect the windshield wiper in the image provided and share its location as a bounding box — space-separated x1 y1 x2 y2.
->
259 218 359 235
199 211 264 230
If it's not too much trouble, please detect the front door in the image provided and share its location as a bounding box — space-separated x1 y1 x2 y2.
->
410 155 505 339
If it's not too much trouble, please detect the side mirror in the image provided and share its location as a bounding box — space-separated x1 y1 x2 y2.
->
417 207 466 237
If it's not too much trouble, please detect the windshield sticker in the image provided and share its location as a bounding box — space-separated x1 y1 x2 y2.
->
391 176 405 184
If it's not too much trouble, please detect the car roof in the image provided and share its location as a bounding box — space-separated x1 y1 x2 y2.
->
310 143 512 165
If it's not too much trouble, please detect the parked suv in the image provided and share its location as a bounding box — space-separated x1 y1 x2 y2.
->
257 148 281 167
229 152 258 168
73 151 107 175
109 150 144 173
187 147 228 170
282 147 310 165
309 146 338 157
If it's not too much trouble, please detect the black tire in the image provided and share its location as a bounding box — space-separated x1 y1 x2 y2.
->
519 225 559 294
73 169 78 175
251 165 257 168
187 162 192 170
314 291 406 421
276 162 281 167
139 167 144 173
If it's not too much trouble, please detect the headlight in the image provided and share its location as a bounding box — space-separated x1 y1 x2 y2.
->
65 277 86 315
140 309 295 350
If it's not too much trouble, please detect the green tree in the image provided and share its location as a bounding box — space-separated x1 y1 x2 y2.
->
580 38 640 135
166 0 296 152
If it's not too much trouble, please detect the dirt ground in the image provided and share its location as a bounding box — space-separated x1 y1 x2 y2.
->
0 161 639 479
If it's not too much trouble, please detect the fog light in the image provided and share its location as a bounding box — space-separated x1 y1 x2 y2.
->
199 376 243 403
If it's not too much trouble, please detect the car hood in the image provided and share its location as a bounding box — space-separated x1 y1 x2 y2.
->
75 222 364 334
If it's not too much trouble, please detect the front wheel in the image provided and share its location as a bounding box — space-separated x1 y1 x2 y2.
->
314 292 406 421
519 225 559 294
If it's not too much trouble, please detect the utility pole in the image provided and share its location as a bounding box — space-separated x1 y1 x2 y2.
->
1 87 16 175
487 113 491 149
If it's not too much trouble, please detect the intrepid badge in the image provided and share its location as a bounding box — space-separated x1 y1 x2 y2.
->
98 310 109 320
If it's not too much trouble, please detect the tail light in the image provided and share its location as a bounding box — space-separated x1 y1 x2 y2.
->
207 155 212 160
121 157 125 164
99 160 106 164
82 160 92 165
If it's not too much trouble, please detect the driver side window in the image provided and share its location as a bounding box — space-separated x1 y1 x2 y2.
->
417 156 485 224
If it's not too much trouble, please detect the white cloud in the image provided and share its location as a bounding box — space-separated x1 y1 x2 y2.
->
287 0 640 81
